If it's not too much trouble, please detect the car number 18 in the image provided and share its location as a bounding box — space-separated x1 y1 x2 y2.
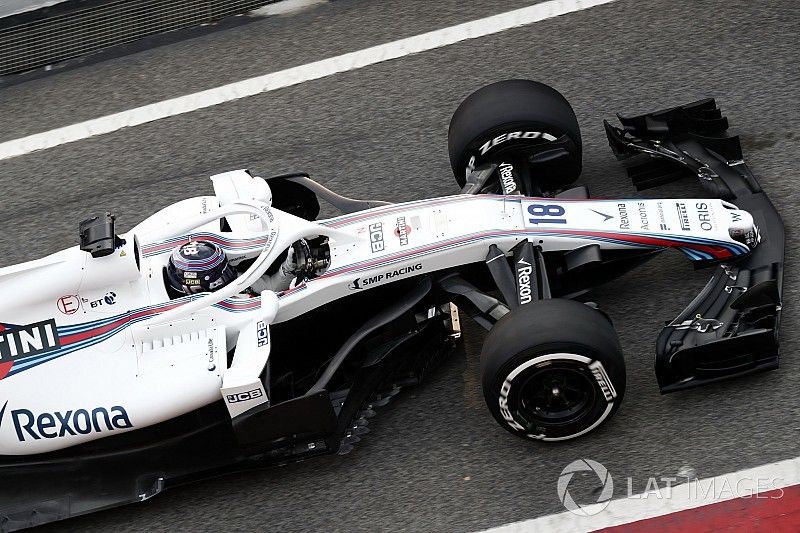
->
525 203 567 225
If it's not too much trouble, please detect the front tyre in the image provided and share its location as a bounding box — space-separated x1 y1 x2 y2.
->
448 79 582 193
480 299 625 441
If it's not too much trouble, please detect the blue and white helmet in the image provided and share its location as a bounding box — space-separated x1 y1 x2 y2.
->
166 240 238 295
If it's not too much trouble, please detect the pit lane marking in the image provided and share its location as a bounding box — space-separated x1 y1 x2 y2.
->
476 456 800 532
0 0 619 162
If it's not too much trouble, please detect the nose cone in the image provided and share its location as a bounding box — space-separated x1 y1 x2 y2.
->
726 208 759 248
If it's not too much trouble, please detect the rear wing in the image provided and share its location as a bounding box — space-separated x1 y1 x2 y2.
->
605 99 784 393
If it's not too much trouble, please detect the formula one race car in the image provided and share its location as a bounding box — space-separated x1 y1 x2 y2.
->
0 80 783 530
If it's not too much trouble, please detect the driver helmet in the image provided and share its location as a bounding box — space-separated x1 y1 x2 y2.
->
167 240 238 295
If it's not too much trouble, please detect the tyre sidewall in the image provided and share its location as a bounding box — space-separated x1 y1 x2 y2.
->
448 80 582 189
455 121 573 188
486 343 622 441
480 299 625 441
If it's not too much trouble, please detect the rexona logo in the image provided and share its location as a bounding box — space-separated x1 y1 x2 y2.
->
11 405 133 441
497 162 518 194
0 319 61 367
349 263 423 290
516 258 534 305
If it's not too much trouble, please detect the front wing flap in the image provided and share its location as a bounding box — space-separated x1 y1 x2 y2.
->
605 99 784 393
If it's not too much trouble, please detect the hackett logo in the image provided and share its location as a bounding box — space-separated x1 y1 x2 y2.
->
0 319 60 364
11 405 133 441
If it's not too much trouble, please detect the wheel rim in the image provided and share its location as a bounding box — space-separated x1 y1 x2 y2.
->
516 364 596 425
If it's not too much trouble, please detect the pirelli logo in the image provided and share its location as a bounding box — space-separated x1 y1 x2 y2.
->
676 202 691 231
0 319 61 363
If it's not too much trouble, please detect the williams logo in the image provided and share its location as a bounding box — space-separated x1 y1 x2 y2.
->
0 319 61 378
590 209 613 222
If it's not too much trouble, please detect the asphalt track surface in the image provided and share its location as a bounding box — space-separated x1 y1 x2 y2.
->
0 0 799 530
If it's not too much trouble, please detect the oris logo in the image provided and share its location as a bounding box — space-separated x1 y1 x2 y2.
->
10 405 133 441
696 202 713 231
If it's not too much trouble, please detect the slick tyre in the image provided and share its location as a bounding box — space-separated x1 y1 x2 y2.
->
448 79 582 192
480 299 625 441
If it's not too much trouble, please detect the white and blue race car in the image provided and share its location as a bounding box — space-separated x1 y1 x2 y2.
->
0 80 783 530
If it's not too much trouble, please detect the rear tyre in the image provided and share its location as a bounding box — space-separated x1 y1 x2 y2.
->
480 299 625 441
448 79 582 193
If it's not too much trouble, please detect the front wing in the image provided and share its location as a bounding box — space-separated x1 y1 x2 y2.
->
605 99 784 393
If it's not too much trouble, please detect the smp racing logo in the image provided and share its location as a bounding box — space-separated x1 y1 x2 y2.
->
349 264 423 290
0 319 61 380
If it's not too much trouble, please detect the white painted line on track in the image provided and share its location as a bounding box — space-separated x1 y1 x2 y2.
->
477 456 800 532
0 0 619 162
250 0 327 17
